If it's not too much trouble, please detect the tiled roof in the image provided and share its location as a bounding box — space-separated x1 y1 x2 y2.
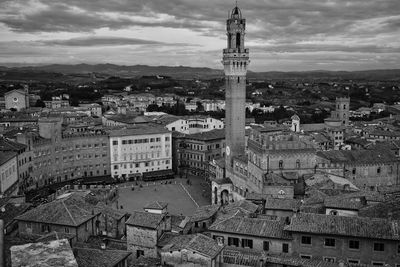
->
161 234 223 258
0 137 27 152
105 114 151 124
263 197 301 211
144 201 168 210
10 239 78 267
359 196 400 220
73 247 131 267
209 216 291 240
16 193 99 226
264 255 339 267
190 204 220 222
220 200 260 216
316 149 399 164
0 202 31 227
324 195 366 210
109 124 169 137
0 151 17 166
285 213 400 240
184 129 225 141
126 211 165 229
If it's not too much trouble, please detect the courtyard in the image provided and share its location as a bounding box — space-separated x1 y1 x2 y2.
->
116 176 211 216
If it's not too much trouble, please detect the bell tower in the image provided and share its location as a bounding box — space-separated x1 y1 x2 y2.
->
223 5 249 170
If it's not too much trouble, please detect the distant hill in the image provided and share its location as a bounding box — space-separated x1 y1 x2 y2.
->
248 69 400 81
0 64 399 81
6 64 223 79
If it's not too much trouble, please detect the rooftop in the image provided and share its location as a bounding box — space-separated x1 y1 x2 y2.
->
263 197 302 211
161 234 223 259
190 204 220 222
144 201 168 210
209 216 291 240
16 193 99 226
126 210 165 229
109 124 169 137
10 239 78 267
183 129 225 141
0 151 17 166
316 149 399 164
285 213 400 240
73 247 131 267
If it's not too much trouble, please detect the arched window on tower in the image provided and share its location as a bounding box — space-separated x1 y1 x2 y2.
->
236 33 241 49
279 160 284 169
237 77 240 83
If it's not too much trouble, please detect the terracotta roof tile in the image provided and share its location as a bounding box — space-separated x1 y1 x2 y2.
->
210 216 291 240
285 213 400 240
161 234 223 258
126 211 165 229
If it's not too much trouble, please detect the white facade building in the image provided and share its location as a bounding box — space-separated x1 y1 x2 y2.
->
0 151 18 196
109 125 172 179
164 116 224 134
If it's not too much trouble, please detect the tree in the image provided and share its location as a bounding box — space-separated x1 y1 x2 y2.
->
196 101 204 112
35 99 46 108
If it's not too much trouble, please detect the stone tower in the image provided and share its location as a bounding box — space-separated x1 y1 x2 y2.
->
334 97 350 126
223 5 250 169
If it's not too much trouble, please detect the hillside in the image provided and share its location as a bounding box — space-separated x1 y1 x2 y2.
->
1 64 399 81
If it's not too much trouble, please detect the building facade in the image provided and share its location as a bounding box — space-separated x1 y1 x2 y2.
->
0 151 18 196
109 125 172 180
4 89 29 111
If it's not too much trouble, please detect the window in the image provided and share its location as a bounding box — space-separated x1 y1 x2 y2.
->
65 227 70 233
194 222 198 228
324 257 335 263
325 238 336 247
279 160 283 169
349 240 359 250
372 263 384 266
348 259 360 264
301 236 312 245
228 237 240 247
373 243 384 251
113 165 118 170
282 243 289 253
41 224 50 232
85 222 89 231
296 160 300 169
165 136 170 141
242 239 253 249
263 241 269 251
112 140 118 145
300 255 312 259
136 250 144 258
377 167 381 174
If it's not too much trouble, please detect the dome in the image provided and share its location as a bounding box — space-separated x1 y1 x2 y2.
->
231 6 242 19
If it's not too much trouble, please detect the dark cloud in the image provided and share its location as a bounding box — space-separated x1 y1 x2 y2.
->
39 36 196 47
0 0 399 70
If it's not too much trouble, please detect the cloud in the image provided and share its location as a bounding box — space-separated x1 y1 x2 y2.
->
0 0 399 70
39 36 196 47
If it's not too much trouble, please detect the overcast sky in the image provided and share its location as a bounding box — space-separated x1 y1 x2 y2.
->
0 0 399 71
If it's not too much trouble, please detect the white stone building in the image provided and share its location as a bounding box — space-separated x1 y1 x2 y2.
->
0 151 18 196
109 125 172 180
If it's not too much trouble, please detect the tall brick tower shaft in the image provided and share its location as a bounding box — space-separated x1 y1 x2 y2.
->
223 5 249 170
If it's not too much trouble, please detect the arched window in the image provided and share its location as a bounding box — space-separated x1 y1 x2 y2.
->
296 160 300 169
279 160 284 169
236 33 241 49
377 167 381 174
330 210 338 215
